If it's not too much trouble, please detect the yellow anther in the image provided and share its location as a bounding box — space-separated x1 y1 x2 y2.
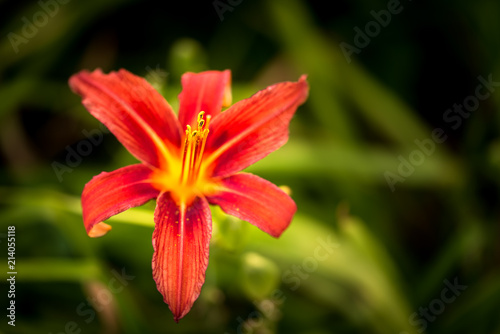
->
197 111 205 122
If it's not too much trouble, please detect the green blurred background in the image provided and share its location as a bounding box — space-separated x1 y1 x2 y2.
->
1 0 500 333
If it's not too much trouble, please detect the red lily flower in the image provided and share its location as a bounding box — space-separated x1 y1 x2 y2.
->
69 69 308 321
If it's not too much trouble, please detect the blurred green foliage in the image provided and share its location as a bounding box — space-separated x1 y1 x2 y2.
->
1 0 500 333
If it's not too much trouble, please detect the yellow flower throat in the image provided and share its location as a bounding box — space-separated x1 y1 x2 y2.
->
151 111 216 205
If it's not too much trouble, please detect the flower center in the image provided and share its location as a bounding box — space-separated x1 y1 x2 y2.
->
180 111 211 186
150 111 216 206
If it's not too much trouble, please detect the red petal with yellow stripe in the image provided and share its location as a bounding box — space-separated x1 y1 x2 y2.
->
69 69 182 169
152 193 212 322
203 75 308 177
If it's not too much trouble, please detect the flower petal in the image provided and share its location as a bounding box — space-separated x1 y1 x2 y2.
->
178 70 232 128
82 164 159 237
152 193 212 322
206 173 296 237
69 69 182 169
204 76 308 177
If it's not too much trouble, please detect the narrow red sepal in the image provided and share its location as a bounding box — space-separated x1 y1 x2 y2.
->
207 173 296 237
178 70 231 128
82 164 159 237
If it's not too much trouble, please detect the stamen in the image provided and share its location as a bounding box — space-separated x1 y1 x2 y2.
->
205 115 212 128
180 126 191 183
197 111 205 123
180 111 210 186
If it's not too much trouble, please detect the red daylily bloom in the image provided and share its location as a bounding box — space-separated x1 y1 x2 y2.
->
69 68 308 321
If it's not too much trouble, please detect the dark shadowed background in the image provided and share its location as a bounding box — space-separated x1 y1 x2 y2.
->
1 0 500 333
